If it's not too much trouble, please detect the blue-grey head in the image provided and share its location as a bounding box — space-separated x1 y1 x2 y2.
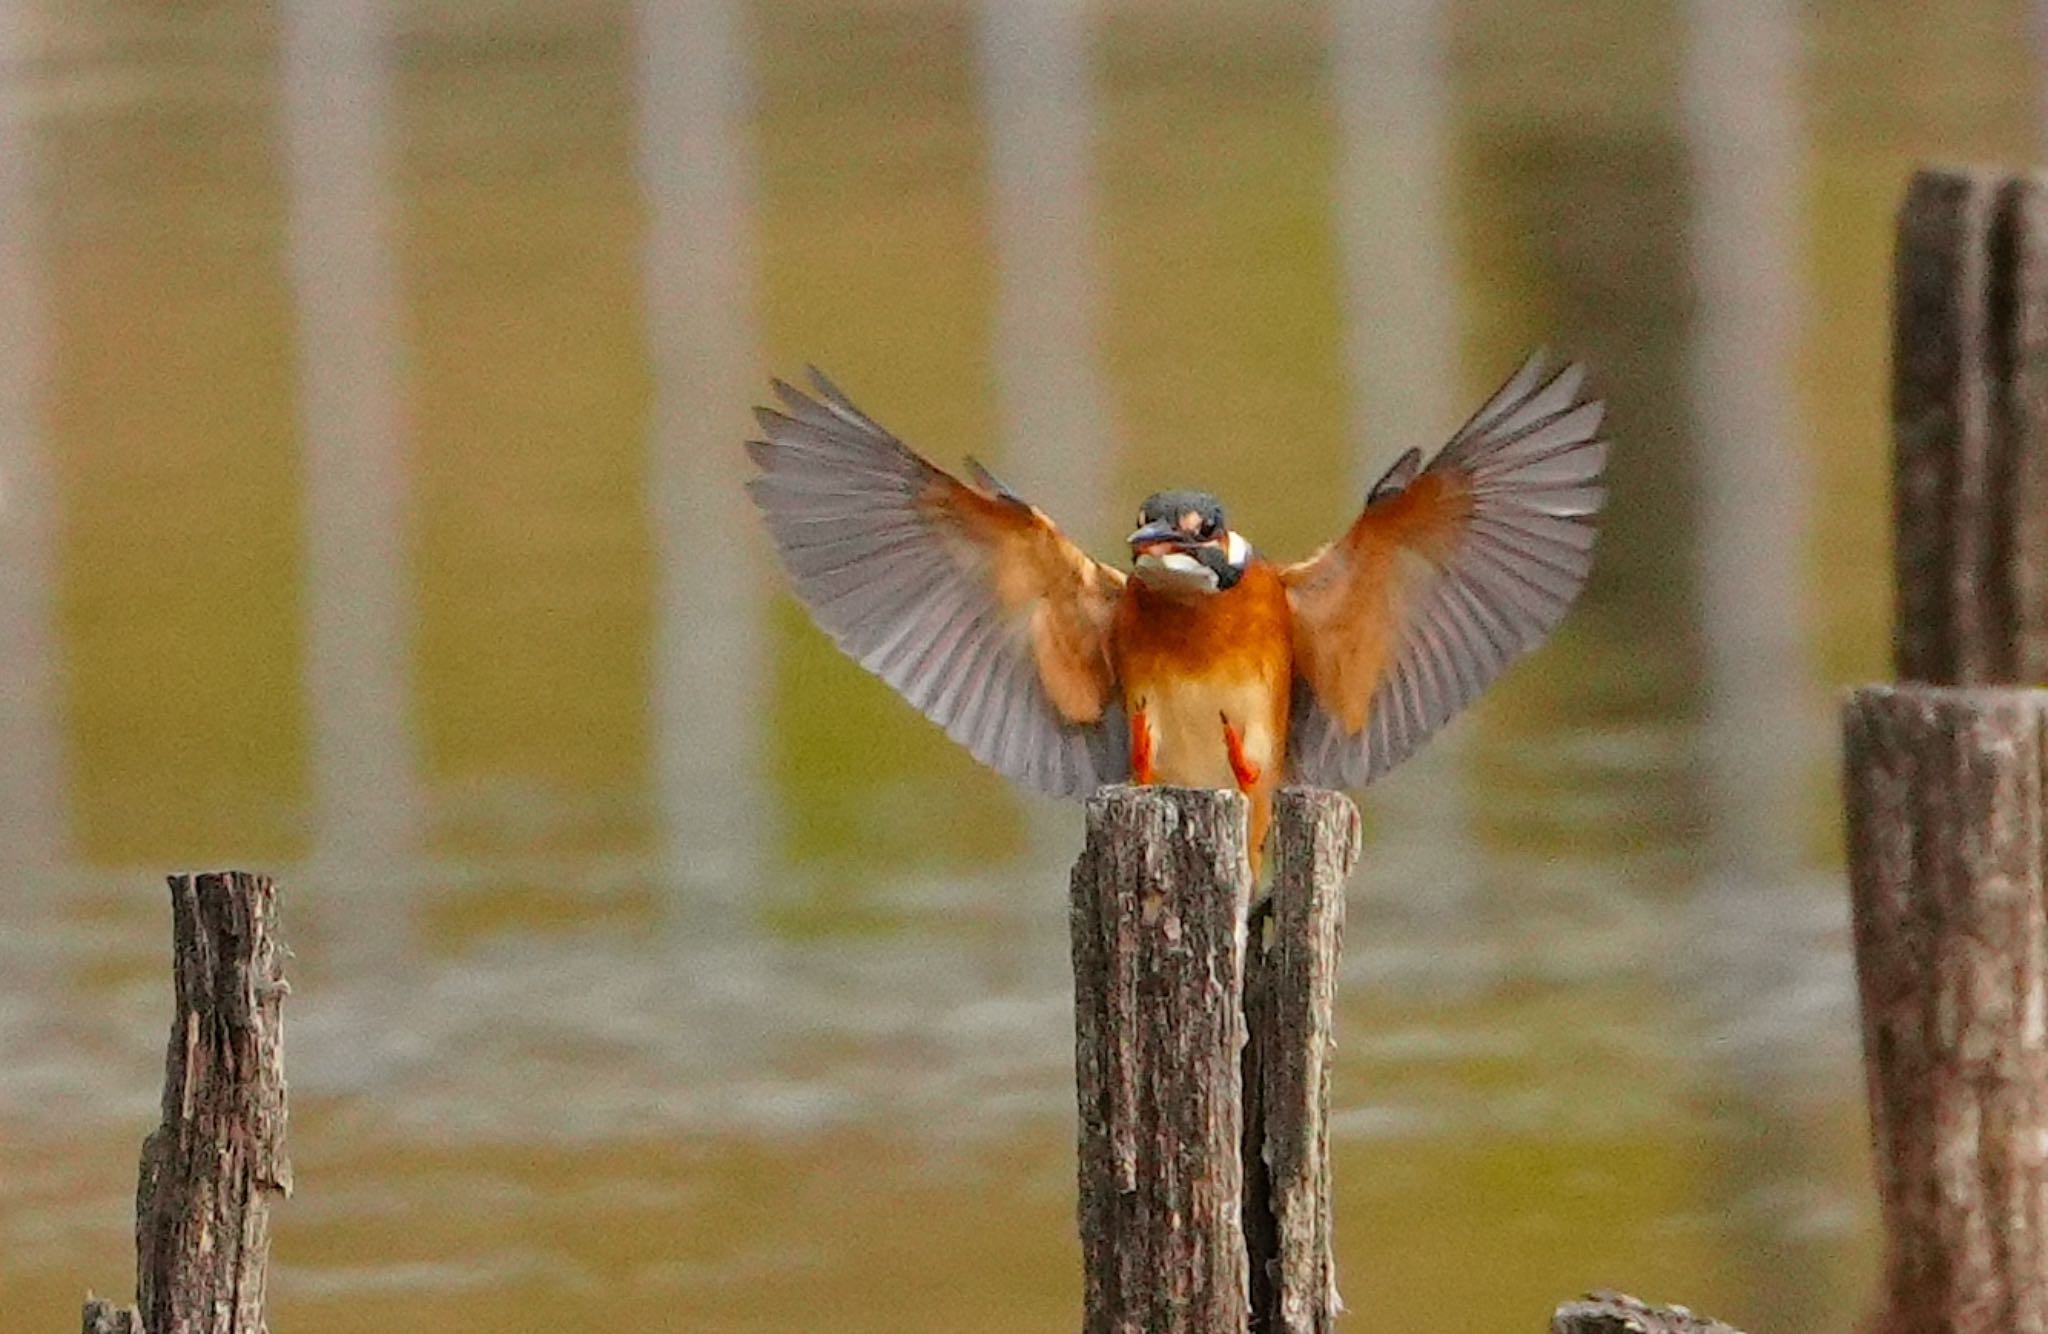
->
1126 490 1252 594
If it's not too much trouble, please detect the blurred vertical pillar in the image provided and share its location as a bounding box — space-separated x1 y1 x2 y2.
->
1682 2 1827 1322
280 0 421 891
974 0 1114 881
0 0 67 899
1328 0 1479 908
1331 0 1457 458
1681 0 1811 888
974 0 1113 534
636 0 769 909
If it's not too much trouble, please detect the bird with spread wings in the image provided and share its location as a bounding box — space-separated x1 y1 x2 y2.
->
744 353 1605 860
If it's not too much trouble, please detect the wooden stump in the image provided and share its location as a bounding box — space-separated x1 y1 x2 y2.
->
80 1300 142 1334
1070 785 1358 1334
1072 786 1253 1332
1551 1292 1748 1334
83 871 292 1334
1851 163 2048 1334
1244 789 1356 1333
1845 687 2048 1333
1893 166 2048 685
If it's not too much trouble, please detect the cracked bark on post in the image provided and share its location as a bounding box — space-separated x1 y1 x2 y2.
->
1244 788 1356 1333
83 871 292 1334
80 1300 141 1334
1855 163 2048 1334
1893 166 2048 685
1072 785 1253 1333
1845 687 2048 1334
1551 1291 1747 1333
1070 785 1354 1334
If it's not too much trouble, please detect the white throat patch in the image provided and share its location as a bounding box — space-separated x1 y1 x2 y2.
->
1135 550 1220 593
1225 530 1250 567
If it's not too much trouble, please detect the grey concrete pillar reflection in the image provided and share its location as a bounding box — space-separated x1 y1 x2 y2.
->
0 1 66 898
1683 3 1833 1318
1332 0 1458 462
975 0 1115 882
974 0 1114 540
636 0 770 908
1682 0 1812 885
281 0 422 887
1329 0 1478 906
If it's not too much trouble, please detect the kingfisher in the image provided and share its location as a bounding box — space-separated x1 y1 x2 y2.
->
744 353 1605 871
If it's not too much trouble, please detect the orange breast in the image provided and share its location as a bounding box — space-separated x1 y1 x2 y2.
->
1113 561 1294 790
1114 561 1292 682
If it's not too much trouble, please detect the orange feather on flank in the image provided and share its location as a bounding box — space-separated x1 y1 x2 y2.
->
1284 471 1471 731
916 472 1123 725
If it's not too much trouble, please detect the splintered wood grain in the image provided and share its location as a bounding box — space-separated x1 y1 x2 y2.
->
85 871 292 1334
1845 686 2048 1334
1072 785 1252 1333
1893 167 2048 685
1551 1291 1748 1333
1245 788 1356 1333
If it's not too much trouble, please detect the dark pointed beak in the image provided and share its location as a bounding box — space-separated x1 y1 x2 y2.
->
1127 521 1190 551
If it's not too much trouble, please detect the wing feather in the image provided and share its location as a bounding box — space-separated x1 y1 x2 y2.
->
746 370 1128 797
1281 352 1607 787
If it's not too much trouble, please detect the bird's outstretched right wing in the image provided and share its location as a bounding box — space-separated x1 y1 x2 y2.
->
746 369 1129 797
1280 352 1608 788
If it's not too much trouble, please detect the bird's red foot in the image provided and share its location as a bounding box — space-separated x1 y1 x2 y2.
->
1130 706 1156 785
1221 714 1261 791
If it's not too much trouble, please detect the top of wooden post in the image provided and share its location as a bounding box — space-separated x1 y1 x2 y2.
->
1893 165 2048 684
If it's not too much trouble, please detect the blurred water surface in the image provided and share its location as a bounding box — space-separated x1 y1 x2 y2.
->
1 0 2041 1329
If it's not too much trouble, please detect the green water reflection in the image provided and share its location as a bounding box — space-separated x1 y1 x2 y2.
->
5 0 2043 1330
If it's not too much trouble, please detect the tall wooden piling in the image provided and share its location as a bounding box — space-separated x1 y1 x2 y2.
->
82 872 292 1334
1838 163 2048 1334
1070 785 1357 1334
1072 786 1254 1332
1893 166 2048 684
1845 687 2048 1333
1245 789 1355 1332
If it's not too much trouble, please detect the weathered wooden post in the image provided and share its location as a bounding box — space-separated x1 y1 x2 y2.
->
1072 786 1252 1332
1840 164 2048 1334
1892 168 2048 684
1070 785 1357 1334
82 871 292 1334
1550 1293 1747 1334
1846 686 2048 1333
1245 789 1354 1330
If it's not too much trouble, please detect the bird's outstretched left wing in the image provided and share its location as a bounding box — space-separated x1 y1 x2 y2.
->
1281 352 1607 788
746 369 1129 797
